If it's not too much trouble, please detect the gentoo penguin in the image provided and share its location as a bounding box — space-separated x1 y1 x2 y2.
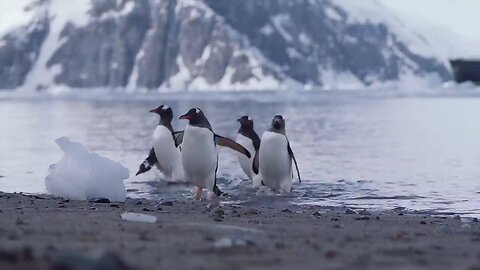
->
235 116 262 187
178 108 251 200
136 105 184 181
253 115 301 192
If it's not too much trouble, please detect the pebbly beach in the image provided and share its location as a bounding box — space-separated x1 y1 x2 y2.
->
0 191 479 270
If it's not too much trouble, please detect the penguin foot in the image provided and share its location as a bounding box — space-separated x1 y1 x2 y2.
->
193 187 203 201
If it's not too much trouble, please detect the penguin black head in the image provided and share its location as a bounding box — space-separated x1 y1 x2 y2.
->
149 105 173 123
179 108 211 129
270 115 286 133
237 115 254 132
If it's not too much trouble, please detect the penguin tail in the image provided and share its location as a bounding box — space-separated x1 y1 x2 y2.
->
213 185 226 197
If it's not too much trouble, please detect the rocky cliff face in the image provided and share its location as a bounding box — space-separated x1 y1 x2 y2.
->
0 15 48 89
0 0 451 91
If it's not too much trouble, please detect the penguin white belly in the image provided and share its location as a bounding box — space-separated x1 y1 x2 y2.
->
235 134 255 180
181 125 217 189
152 126 184 181
259 131 292 192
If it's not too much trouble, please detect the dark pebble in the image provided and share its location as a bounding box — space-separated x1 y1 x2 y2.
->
312 211 322 217
89 198 110 204
89 207 97 211
204 236 214 242
281 208 292 213
376 216 380 220
331 217 339 222
275 242 286 249
135 201 143 206
420 221 427 225
160 201 174 206
142 208 152 212
473 218 479 223
398 213 404 216
358 209 372 216
355 216 370 221
110 204 120 208
156 207 163 211
345 208 358 215
243 209 260 215
62 198 70 203
58 204 65 208
211 208 225 215
211 207 224 222
325 250 338 259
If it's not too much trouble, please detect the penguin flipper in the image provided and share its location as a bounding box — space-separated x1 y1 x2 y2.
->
173 131 184 148
214 135 251 158
136 148 158 176
288 143 301 183
252 151 259 175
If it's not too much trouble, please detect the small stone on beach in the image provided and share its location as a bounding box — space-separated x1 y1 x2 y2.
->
420 221 427 225
358 209 372 216
281 208 292 213
243 209 260 215
210 207 224 222
160 201 174 206
89 198 110 203
312 211 322 217
355 216 370 221
345 208 358 215
325 250 338 259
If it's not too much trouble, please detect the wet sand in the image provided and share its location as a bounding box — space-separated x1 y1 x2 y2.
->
0 191 479 270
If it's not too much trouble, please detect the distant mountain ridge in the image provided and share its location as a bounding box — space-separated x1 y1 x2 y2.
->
0 0 451 91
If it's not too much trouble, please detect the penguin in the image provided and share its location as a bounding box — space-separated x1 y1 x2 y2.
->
178 108 251 200
136 105 184 181
235 116 262 187
253 115 301 192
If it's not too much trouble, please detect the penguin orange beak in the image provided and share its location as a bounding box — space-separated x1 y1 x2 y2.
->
179 114 192 120
149 108 158 113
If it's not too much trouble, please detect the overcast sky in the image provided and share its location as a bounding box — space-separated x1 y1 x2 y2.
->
378 0 480 43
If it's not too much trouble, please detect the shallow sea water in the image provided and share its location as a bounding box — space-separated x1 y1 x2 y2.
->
1 90 479 216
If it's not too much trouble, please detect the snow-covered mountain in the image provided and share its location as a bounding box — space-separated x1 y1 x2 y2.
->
0 0 463 91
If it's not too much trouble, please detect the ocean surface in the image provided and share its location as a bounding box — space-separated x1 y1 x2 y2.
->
1 90 479 217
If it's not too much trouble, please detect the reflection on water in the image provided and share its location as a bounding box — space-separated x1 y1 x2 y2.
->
0 91 479 216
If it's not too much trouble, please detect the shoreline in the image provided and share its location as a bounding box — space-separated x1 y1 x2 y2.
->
0 191 479 270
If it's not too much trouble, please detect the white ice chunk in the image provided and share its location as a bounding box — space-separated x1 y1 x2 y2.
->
45 137 129 202
121 212 157 223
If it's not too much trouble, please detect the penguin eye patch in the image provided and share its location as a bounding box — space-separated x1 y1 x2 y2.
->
163 105 170 110
195 108 200 114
